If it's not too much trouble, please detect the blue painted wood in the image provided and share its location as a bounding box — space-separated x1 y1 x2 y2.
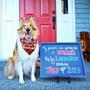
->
75 0 89 4
76 28 89 34
76 19 89 23
76 9 89 14
76 4 89 9
75 0 90 40
76 14 89 18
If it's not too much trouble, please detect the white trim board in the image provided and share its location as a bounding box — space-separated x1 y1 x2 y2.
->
0 0 19 60
56 0 76 42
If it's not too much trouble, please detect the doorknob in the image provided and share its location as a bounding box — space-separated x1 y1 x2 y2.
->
52 16 56 29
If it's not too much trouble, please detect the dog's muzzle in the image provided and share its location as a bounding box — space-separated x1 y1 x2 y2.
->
26 28 30 34
25 28 31 40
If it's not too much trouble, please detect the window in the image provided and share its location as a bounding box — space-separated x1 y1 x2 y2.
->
61 0 68 14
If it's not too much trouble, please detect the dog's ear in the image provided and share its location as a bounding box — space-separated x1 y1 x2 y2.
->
20 18 24 26
30 17 35 24
30 17 38 30
18 18 24 31
29 17 33 21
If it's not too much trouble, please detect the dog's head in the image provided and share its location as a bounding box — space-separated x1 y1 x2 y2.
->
17 17 39 55
18 17 39 41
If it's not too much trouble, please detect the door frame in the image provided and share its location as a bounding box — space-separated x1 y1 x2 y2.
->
56 0 76 42
0 0 75 59
0 0 2 59
0 0 19 60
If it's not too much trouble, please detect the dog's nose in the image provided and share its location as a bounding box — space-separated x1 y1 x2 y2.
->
26 28 30 33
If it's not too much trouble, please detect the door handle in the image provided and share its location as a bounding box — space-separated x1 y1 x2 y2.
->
52 16 56 29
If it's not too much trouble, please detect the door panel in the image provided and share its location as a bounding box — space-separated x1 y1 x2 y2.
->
40 25 51 42
0 0 2 59
56 0 75 42
41 0 51 16
25 0 35 16
19 0 24 18
2 0 19 59
19 0 56 43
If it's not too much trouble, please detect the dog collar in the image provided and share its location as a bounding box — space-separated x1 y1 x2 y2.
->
20 37 37 55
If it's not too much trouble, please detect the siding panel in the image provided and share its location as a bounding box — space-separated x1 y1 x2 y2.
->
76 19 89 23
76 4 89 9
76 14 89 19
76 9 89 14
75 0 90 40
76 23 89 27
75 0 89 4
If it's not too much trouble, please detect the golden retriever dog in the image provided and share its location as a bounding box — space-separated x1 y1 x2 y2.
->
4 17 39 84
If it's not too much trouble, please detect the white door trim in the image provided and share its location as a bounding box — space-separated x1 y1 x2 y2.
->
56 0 76 42
1 0 19 60
0 0 2 59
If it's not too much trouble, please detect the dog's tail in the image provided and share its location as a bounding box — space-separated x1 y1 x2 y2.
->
4 57 15 79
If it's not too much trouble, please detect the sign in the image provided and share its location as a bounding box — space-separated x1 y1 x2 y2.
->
40 42 85 78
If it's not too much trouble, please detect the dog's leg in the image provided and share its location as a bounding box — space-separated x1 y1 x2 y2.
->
7 64 15 80
31 61 36 82
16 62 25 84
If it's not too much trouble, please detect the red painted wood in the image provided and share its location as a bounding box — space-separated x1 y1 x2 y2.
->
19 0 56 44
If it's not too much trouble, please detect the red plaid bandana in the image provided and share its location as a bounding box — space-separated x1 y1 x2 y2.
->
20 37 37 55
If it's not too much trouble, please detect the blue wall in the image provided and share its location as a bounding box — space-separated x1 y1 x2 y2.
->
75 0 90 41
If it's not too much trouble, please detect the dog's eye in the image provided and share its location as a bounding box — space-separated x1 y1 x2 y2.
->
30 24 31 26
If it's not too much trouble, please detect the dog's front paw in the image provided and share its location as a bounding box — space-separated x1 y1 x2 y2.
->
19 80 25 84
31 76 36 82
8 75 14 80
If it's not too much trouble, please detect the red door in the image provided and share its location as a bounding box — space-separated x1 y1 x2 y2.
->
19 0 56 44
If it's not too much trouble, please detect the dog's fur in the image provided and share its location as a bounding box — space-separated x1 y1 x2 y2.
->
4 17 39 84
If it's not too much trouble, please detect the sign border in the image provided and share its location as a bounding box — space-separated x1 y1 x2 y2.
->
40 42 86 78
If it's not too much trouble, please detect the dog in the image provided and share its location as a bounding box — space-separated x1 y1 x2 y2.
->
4 17 39 84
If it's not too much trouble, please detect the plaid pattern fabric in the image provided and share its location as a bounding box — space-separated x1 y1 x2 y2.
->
20 37 37 55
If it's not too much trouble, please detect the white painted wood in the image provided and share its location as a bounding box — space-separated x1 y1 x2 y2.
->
0 0 2 59
56 0 76 42
2 0 19 60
